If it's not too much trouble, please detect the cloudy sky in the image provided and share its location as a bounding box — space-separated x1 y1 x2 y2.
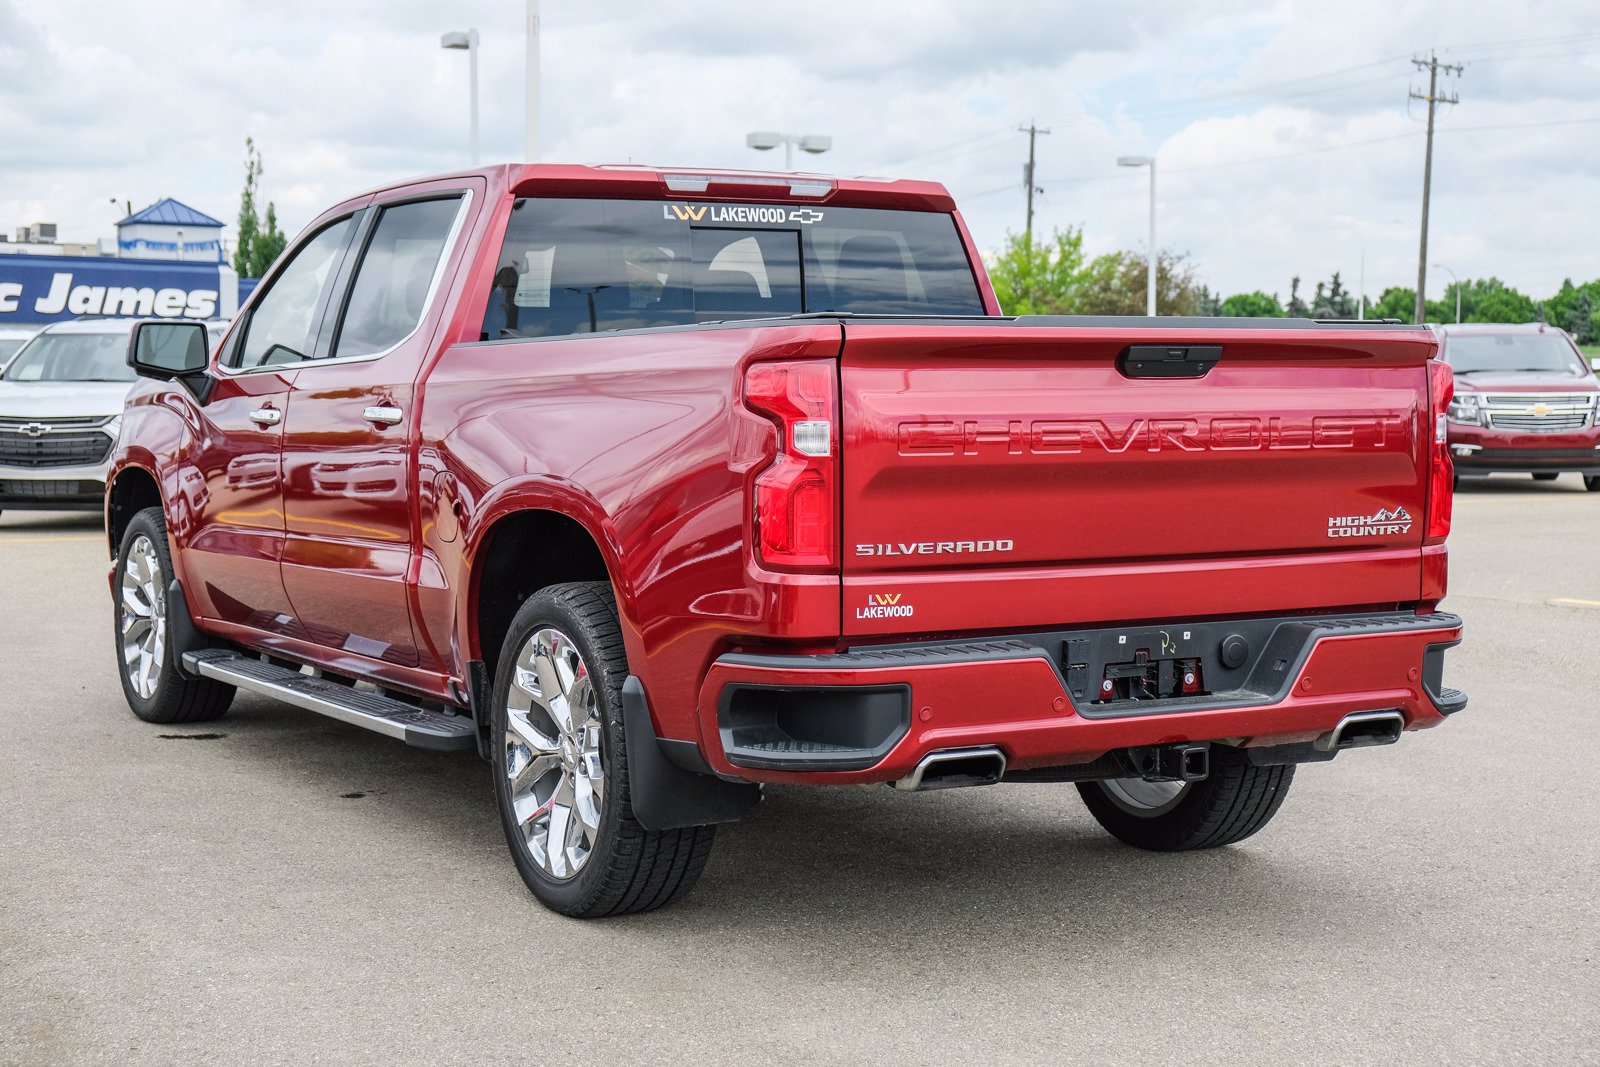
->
3 0 1598 302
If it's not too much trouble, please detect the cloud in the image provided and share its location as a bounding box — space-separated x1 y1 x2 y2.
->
1 0 1597 301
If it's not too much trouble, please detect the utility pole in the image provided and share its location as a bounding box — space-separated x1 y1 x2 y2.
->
1019 121 1049 245
1409 52 1462 325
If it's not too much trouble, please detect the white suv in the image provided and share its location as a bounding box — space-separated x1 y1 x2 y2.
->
0 318 227 519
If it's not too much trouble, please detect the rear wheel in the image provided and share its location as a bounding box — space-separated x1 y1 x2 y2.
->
1585 475 1600 492
1077 745 1294 851
113 507 234 724
491 581 715 917
1533 472 1560 482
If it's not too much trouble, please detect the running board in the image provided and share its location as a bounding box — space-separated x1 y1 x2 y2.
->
182 650 477 751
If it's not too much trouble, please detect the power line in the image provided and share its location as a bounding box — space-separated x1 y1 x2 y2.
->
863 124 1014 172
1409 51 1463 325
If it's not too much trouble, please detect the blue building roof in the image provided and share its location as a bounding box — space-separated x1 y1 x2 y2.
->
117 198 225 229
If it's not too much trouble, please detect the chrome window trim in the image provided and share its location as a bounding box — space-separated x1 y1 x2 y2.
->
216 189 474 378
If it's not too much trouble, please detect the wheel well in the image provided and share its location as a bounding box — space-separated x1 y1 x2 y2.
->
474 510 611 676
107 468 161 553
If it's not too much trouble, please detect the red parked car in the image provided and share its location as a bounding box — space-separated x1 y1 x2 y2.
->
106 165 1465 916
1436 322 1600 489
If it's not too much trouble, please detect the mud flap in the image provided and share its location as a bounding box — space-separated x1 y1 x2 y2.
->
166 580 210 680
622 676 761 831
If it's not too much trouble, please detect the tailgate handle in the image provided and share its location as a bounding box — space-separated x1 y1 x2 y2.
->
1118 344 1223 379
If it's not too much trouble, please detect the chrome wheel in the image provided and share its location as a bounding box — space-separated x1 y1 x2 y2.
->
1098 777 1189 818
503 627 605 880
118 533 167 700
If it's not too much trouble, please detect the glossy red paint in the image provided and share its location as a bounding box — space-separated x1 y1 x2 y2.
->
106 163 1461 777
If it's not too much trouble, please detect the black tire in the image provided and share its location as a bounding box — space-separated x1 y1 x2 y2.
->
113 506 234 724
491 581 715 917
1584 475 1600 492
1533 472 1560 482
1076 745 1294 851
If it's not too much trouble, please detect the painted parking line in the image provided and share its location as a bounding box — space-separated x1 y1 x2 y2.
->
1549 597 1600 608
0 535 102 544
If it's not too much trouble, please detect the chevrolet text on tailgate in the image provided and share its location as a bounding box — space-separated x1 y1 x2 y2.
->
106 164 1466 917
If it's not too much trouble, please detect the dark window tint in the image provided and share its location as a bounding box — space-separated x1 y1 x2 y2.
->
334 197 462 358
480 198 982 340
691 228 801 318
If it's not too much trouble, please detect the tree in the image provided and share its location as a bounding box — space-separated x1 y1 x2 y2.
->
1563 293 1596 344
988 227 1087 315
1369 286 1418 322
1074 250 1204 316
233 136 288 279
1285 276 1310 319
1468 284 1536 324
1543 278 1600 343
1194 285 1222 317
1311 272 1356 320
1220 291 1284 317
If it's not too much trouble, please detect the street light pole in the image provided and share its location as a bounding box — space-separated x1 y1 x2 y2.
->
441 29 480 165
1117 155 1157 316
525 0 540 162
746 131 833 172
1434 262 1461 323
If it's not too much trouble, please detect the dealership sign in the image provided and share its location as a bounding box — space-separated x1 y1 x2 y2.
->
0 254 239 324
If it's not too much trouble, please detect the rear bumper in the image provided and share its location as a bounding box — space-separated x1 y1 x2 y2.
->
692 611 1464 785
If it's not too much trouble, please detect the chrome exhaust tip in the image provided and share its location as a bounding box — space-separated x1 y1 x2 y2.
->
1315 710 1405 753
892 746 1007 792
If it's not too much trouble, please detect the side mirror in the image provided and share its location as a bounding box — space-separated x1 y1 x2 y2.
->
127 320 210 381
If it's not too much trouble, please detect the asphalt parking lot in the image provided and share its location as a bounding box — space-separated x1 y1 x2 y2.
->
2 478 1597 1065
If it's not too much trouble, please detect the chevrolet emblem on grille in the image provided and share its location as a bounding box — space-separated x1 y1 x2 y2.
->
18 423 51 438
1530 404 1550 416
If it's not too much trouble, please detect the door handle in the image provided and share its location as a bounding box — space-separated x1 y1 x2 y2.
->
363 405 404 426
248 407 282 427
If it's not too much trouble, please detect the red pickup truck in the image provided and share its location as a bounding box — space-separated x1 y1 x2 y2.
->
107 164 1465 917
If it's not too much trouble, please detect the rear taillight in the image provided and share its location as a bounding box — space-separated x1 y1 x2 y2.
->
744 360 838 572
1425 358 1454 544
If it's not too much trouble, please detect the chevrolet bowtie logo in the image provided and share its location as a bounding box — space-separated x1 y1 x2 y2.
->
18 422 50 438
1531 404 1550 416
789 209 825 224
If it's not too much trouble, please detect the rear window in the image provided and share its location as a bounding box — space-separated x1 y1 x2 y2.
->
480 198 983 340
1443 332 1588 376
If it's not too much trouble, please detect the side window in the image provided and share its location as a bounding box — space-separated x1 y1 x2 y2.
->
231 217 353 369
332 197 463 358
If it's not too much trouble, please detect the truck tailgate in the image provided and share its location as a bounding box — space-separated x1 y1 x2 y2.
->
840 321 1439 636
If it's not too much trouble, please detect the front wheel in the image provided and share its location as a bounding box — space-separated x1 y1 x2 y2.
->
491 581 715 917
1077 745 1294 851
113 507 234 724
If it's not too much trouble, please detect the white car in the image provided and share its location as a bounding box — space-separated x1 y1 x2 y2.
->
0 318 227 519
0 325 39 373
